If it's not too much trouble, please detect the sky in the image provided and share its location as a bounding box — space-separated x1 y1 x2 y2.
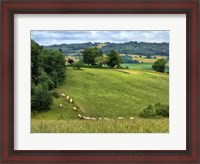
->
31 31 169 46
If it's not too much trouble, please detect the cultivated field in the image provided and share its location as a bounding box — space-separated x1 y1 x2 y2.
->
32 67 169 133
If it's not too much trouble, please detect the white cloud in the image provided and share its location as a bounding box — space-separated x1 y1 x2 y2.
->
31 31 169 45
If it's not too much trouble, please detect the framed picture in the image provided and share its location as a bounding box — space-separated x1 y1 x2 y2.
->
1 0 199 163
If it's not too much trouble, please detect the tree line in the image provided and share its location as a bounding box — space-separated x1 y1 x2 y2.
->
72 47 168 72
45 41 169 56
31 40 66 111
81 47 122 68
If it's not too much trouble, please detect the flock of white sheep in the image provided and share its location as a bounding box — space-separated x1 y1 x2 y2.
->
59 93 134 121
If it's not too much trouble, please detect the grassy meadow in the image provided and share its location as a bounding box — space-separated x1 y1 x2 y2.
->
32 118 169 133
32 67 169 133
121 63 153 70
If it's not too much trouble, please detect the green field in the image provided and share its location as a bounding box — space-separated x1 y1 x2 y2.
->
121 63 169 72
121 63 153 70
32 67 169 133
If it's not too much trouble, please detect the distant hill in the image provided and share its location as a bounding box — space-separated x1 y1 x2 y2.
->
44 41 169 56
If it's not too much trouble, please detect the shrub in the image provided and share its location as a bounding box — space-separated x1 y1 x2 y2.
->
73 61 84 69
139 103 169 118
152 58 167 73
155 103 169 117
139 105 156 118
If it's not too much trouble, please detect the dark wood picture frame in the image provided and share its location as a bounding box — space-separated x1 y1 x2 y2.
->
0 0 199 163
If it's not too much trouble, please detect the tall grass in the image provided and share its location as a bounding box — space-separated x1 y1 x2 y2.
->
32 118 169 133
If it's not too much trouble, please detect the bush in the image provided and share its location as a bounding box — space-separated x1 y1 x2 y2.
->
139 103 169 118
152 58 167 73
155 103 169 117
73 61 84 69
31 83 53 111
139 105 156 118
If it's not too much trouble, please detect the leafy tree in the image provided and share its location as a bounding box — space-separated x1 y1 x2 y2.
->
37 69 55 90
31 40 66 112
73 61 84 69
31 82 53 111
31 40 42 84
95 56 108 66
106 50 122 68
40 49 66 85
82 47 103 65
152 58 167 72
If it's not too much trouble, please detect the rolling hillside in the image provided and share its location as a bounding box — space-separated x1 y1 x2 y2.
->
32 67 169 133
32 68 169 119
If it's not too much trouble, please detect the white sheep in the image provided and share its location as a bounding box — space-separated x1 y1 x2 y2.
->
91 117 96 120
130 117 134 120
73 107 77 111
59 104 63 108
99 117 102 120
84 116 91 120
66 96 70 100
118 117 124 120
78 114 82 118
61 93 65 97
69 98 73 103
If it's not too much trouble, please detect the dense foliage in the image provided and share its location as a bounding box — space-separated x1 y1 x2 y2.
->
45 41 169 57
121 55 139 63
82 47 103 65
106 50 122 68
31 40 66 111
45 42 96 55
139 103 169 118
73 61 84 69
152 58 167 72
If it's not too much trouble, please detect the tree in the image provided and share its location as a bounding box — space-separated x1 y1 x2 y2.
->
31 82 53 111
37 69 55 90
152 58 167 72
40 49 66 86
73 61 84 69
82 47 103 65
106 50 122 68
31 40 66 112
31 40 42 84
95 56 108 66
